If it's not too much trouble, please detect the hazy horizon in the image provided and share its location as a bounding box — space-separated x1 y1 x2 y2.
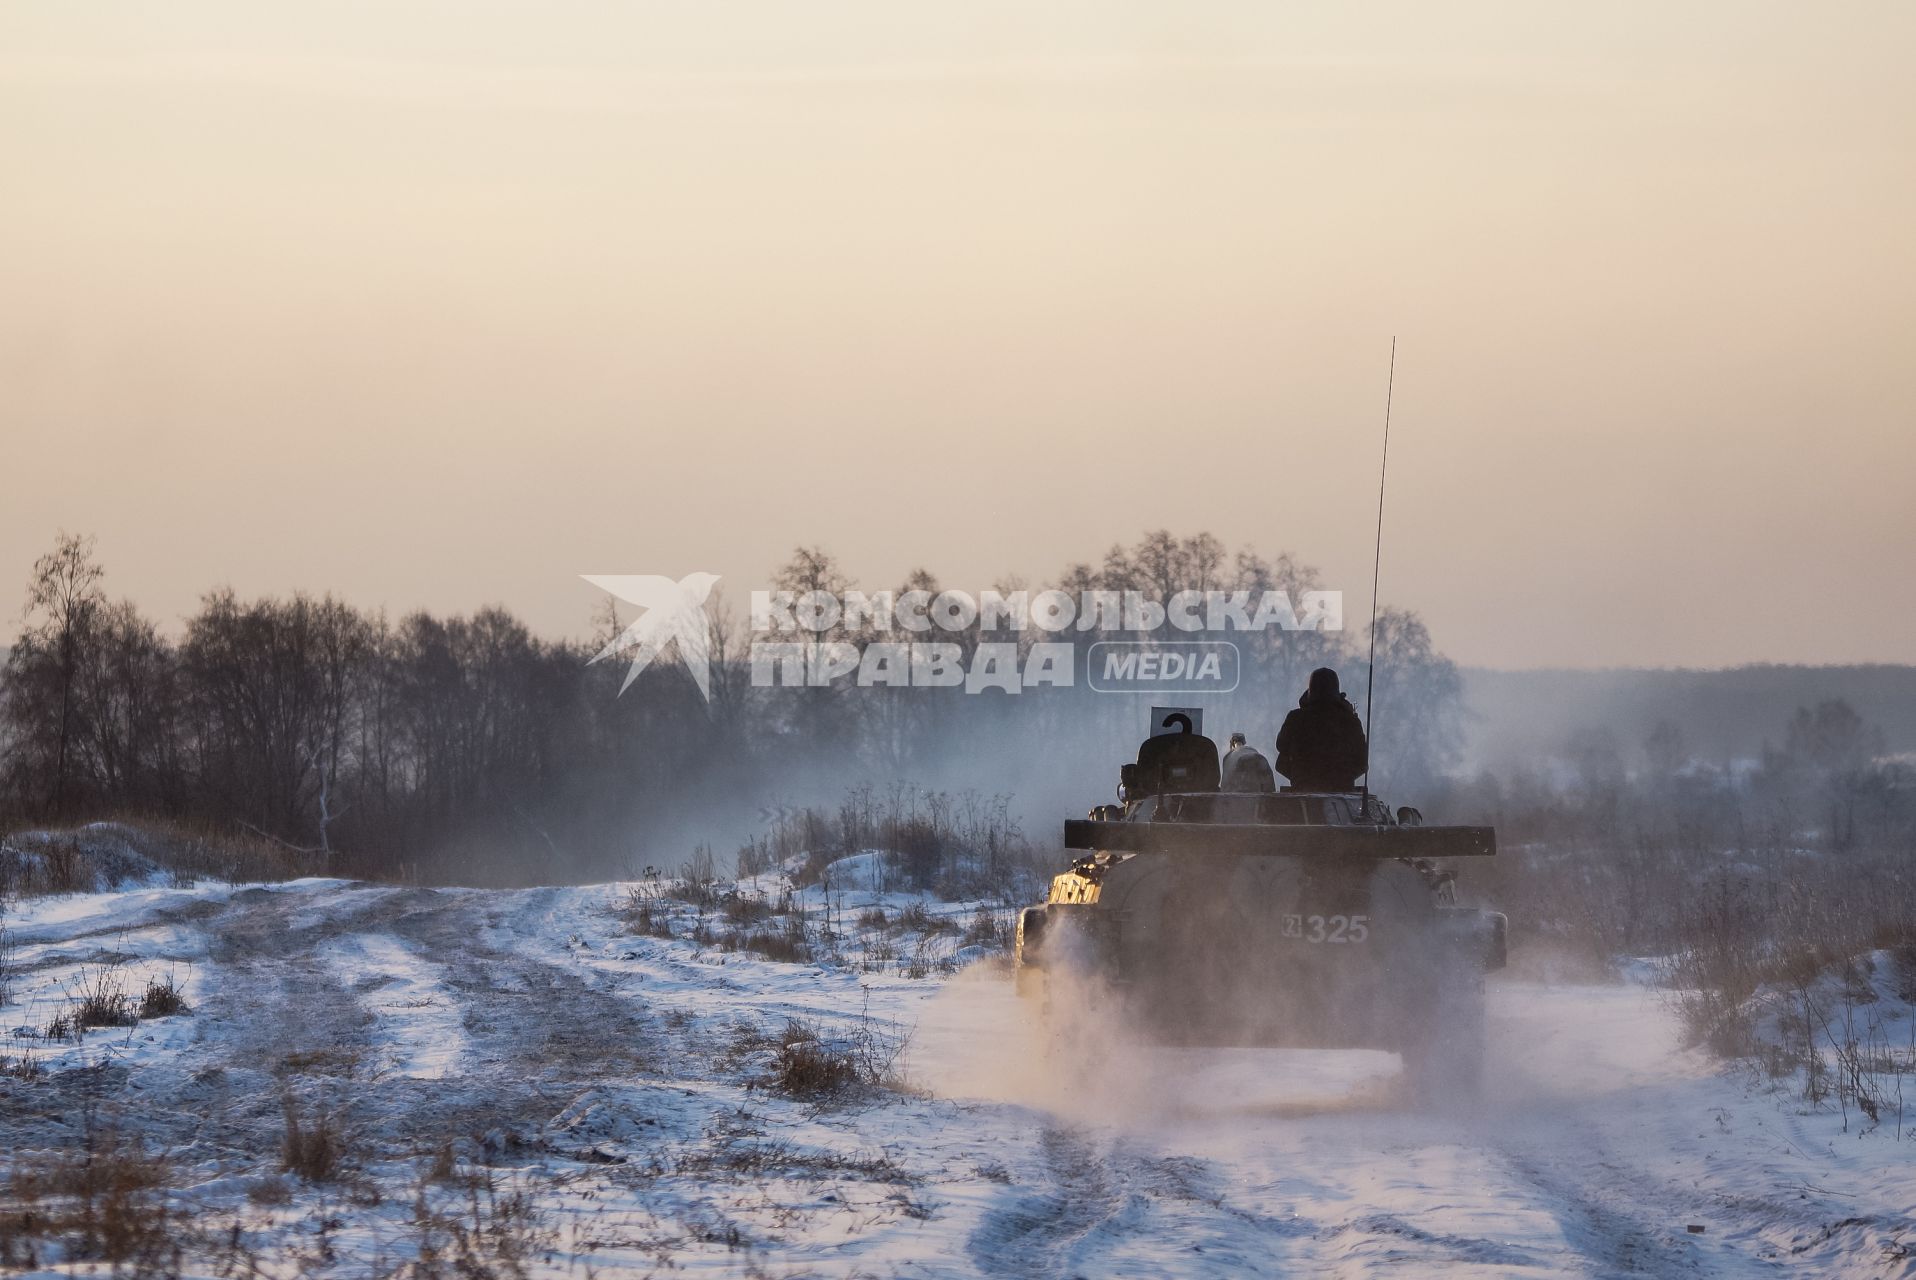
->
5 2 1912 669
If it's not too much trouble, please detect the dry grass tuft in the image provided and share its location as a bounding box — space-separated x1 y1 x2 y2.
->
280 1094 348 1183
772 1023 865 1098
0 1130 178 1271
620 883 677 939
762 1014 911 1101
962 908 1011 950
72 968 137 1031
0 820 305 898
138 974 188 1019
409 1170 552 1279
737 920 811 965
2 833 96 894
421 1139 459 1185
720 894 776 927
108 817 308 884
276 1047 362 1077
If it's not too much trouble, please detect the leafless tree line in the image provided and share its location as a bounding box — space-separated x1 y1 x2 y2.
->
0 532 1465 884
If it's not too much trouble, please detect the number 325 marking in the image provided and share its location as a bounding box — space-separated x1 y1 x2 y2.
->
1283 913 1370 943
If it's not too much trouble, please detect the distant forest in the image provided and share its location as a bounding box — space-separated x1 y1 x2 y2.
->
0 531 1464 883
3 531 1909 889
1461 666 1916 775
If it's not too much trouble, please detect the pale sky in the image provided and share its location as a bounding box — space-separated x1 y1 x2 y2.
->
3 2 1911 668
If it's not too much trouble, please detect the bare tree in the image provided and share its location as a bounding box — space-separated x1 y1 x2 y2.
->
8 533 106 817
1364 607 1463 792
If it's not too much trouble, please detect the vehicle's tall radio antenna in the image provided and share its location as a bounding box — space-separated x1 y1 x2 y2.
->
1360 337 1396 811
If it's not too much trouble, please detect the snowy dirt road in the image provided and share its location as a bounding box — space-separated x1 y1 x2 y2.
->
3 876 1911 1277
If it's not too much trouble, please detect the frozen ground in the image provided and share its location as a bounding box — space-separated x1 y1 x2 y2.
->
1 867 1912 1277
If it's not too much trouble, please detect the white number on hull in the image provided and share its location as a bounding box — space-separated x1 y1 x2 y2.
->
1282 913 1370 943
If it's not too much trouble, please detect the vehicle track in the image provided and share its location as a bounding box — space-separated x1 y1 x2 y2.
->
379 886 657 1081
58 883 669 1163
965 1125 1140 1278
965 1124 1328 1278
1491 1144 1717 1278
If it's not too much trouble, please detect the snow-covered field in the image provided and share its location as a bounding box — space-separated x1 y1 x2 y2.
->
1 865 1912 1277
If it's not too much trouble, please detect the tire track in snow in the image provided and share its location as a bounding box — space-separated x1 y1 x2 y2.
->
109 884 403 1162
964 1126 1319 1278
316 932 472 1081
1490 1144 1717 1278
375 887 657 1082
965 1126 1131 1278
1492 1103 1910 1277
213 882 654 1085
181 883 660 1155
204 884 390 1072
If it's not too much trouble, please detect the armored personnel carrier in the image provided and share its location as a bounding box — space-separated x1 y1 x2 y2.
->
1014 718 1506 1098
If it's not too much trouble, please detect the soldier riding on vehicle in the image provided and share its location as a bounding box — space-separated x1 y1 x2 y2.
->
1275 667 1368 792
1220 731 1277 793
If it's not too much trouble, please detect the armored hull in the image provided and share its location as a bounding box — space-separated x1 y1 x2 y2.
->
1016 791 1506 1095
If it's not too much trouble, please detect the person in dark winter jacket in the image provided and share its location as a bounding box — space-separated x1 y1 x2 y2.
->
1274 667 1368 791
1220 732 1278 793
